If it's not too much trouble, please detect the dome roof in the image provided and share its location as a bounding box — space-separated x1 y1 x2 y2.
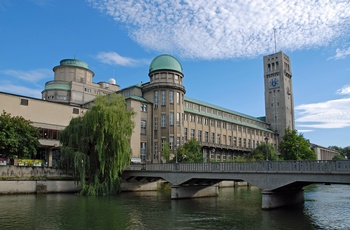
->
60 59 88 69
149 54 182 74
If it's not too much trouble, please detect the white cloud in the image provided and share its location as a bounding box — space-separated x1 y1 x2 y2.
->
1 69 51 83
88 0 350 59
296 98 350 129
329 47 350 60
0 83 42 98
95 52 148 66
336 85 350 95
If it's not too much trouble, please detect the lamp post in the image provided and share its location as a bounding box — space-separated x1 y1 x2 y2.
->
264 136 269 161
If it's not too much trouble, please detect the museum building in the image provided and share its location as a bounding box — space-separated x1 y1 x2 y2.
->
0 51 337 166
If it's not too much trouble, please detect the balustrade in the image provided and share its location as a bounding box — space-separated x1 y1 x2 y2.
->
134 160 350 173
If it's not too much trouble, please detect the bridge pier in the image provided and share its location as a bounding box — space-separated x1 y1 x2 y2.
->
171 185 219 199
261 189 304 210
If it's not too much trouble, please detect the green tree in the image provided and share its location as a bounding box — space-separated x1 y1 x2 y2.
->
279 128 316 160
161 141 170 163
59 94 135 195
0 111 40 159
176 139 203 163
250 143 278 161
329 146 350 159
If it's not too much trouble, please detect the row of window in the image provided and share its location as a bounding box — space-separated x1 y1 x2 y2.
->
154 91 181 107
184 102 268 129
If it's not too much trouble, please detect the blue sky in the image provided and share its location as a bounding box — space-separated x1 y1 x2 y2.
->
0 0 349 148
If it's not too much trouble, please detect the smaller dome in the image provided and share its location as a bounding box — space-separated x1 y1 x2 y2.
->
60 59 88 69
149 54 182 74
108 78 116 85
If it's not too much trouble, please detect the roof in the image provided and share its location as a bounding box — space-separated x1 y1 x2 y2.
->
149 54 183 74
59 59 88 69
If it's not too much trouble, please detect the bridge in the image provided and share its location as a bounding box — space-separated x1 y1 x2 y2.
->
122 160 350 209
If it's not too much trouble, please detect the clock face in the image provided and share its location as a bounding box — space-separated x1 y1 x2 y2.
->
269 77 279 88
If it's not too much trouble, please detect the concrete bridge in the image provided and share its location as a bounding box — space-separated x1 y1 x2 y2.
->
122 160 350 209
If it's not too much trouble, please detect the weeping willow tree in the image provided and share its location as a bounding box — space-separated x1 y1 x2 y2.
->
59 94 135 195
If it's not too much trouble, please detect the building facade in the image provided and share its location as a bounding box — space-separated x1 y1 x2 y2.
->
0 52 337 165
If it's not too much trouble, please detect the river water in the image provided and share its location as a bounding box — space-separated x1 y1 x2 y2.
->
0 184 349 230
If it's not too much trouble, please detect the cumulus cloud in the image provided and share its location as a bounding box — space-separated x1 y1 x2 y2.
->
1 69 51 83
329 47 350 60
95 51 148 66
88 0 350 59
296 86 350 129
336 85 350 95
0 83 42 98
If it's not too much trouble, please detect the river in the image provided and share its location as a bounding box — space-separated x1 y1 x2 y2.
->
0 184 349 230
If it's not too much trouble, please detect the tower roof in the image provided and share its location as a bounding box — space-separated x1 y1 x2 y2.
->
149 54 183 74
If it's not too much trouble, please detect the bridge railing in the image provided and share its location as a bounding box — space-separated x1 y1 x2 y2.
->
135 160 350 173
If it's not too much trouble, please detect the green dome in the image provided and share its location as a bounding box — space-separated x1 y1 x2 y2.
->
60 59 88 69
149 54 182 74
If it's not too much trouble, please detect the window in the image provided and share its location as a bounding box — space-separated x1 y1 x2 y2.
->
141 120 146 135
161 91 166 106
154 91 158 107
228 136 232 145
153 119 158 132
161 114 166 128
234 137 237 146
198 130 202 142
176 92 180 104
190 129 195 139
205 132 209 142
184 128 188 140
190 115 195 122
73 108 79 114
217 134 221 144
211 133 215 144
140 103 147 112
140 142 146 162
161 138 166 151
169 136 174 150
169 91 174 104
20 99 28 106
176 113 180 126
204 118 208 125
222 122 226 129
239 138 242 147
198 117 202 124
217 121 221 128
154 142 158 159
169 112 174 126
210 120 215 127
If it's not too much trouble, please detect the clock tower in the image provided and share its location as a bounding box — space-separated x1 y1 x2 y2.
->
264 51 295 140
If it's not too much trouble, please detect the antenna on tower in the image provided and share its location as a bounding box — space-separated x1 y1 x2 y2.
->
273 28 277 53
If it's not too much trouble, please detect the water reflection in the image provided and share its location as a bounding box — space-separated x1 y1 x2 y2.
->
0 184 349 229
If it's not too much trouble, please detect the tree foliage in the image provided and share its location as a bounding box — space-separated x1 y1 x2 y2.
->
59 94 135 195
250 143 279 161
0 111 40 159
279 128 316 160
161 141 171 163
176 139 203 163
329 146 350 159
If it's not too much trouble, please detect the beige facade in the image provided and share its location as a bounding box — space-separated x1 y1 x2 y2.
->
0 53 334 165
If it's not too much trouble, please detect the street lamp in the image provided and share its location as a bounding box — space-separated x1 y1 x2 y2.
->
264 136 269 161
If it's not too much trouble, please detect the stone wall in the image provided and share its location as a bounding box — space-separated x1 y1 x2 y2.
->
0 165 79 194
